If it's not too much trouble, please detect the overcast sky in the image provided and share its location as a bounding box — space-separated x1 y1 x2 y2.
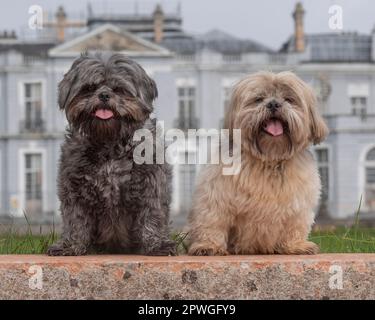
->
0 0 374 49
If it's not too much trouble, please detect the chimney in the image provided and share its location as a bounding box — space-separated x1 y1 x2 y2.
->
153 4 164 44
293 2 305 52
0 30 17 40
56 6 67 42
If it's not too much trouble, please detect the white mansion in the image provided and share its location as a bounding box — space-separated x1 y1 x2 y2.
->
0 2 375 226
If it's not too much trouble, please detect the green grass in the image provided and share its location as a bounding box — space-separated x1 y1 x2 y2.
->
1 205 375 254
2 227 374 254
0 225 58 255
310 196 375 253
309 227 375 253
0 229 374 254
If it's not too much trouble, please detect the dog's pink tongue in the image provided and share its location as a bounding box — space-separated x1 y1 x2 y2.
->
264 119 284 136
95 109 114 120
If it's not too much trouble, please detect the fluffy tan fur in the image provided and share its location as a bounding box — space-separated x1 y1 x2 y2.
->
188 71 329 255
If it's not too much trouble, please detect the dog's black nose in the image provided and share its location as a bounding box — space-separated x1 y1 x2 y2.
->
266 100 281 112
98 92 110 102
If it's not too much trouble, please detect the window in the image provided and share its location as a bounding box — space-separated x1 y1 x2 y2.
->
365 148 375 211
220 86 232 128
178 156 196 215
314 147 331 218
348 83 369 118
24 153 43 216
316 148 330 202
176 87 197 130
351 96 367 117
22 82 44 133
223 87 231 115
315 148 329 201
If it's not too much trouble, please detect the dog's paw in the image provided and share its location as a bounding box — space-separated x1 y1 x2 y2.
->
277 241 319 255
188 244 229 256
47 243 87 256
145 239 177 256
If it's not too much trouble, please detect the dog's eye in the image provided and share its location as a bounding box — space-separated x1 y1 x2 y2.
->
113 87 134 98
285 97 295 104
254 97 264 104
113 87 125 94
81 84 97 93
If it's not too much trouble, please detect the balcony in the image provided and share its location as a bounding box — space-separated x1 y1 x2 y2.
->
222 54 242 63
173 117 200 131
324 114 375 133
20 119 45 134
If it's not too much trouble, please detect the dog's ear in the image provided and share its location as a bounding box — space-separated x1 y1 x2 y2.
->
135 75 158 113
58 55 87 110
304 83 329 145
58 71 78 111
145 77 158 104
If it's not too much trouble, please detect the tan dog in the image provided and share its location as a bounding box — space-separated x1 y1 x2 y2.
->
188 71 328 255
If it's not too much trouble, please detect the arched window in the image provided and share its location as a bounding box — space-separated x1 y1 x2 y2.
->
365 148 375 211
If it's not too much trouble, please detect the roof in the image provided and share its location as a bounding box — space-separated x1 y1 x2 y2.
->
85 9 273 55
280 32 372 62
0 27 272 59
87 13 185 40
160 29 273 55
0 42 55 58
48 24 171 58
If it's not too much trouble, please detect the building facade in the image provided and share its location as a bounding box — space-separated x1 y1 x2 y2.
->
0 3 374 226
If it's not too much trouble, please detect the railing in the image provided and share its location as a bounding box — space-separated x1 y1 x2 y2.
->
268 53 288 64
222 54 242 63
175 54 196 62
19 119 45 134
23 55 46 66
173 117 200 131
352 107 367 121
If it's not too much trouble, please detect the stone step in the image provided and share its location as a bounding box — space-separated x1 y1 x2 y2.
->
0 254 373 299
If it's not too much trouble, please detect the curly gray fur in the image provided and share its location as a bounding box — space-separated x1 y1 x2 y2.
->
47 53 175 256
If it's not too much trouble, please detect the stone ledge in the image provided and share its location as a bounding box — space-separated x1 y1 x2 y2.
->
0 254 374 299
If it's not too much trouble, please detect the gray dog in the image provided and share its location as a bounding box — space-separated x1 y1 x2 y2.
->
47 53 175 256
